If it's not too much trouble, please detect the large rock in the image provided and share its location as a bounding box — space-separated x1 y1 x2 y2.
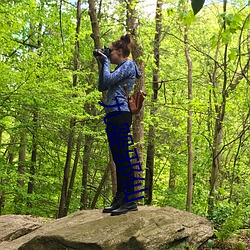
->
0 214 49 243
0 206 214 250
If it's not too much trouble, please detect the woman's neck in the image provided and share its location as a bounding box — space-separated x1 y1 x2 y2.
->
117 57 129 65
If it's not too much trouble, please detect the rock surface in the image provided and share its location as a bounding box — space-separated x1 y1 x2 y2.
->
0 214 49 243
0 206 214 250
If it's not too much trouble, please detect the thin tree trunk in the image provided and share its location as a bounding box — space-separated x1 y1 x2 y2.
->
87 0 116 201
91 163 110 209
184 25 193 212
58 0 81 218
145 0 162 205
126 0 146 201
27 5 43 205
208 0 227 216
168 95 177 190
0 127 4 213
27 110 38 208
0 129 6 214
168 166 176 190
28 131 36 193
18 135 26 187
64 133 82 215
88 0 101 49
7 137 15 164
58 119 75 218
15 135 27 214
80 135 92 210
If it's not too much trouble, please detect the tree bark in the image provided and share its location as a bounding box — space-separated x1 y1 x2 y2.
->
80 135 92 210
184 25 193 212
88 0 101 49
0 127 4 213
27 4 43 207
15 134 27 214
64 133 82 215
18 135 26 187
208 0 227 216
58 0 81 218
168 95 177 190
87 0 116 200
27 110 38 207
145 0 162 205
126 0 146 201
91 163 110 209
58 119 75 218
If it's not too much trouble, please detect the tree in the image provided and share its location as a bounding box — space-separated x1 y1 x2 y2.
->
126 0 146 201
145 0 163 205
184 24 193 212
58 0 82 218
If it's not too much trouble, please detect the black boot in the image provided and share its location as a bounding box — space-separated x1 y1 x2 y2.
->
110 199 138 216
102 191 125 213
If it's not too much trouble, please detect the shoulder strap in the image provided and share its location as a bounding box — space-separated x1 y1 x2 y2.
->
123 80 129 99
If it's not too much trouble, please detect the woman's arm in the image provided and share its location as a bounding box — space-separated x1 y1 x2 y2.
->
102 59 133 87
98 65 108 91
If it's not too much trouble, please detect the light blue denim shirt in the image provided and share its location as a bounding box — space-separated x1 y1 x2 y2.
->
98 58 142 114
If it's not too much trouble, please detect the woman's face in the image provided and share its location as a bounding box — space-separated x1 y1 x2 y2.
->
109 46 124 65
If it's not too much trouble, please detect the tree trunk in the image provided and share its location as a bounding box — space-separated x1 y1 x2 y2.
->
168 95 177 190
7 137 15 164
80 135 92 210
208 0 228 216
145 0 162 205
27 110 38 207
58 119 75 218
91 163 110 209
58 0 81 218
0 129 4 214
15 134 27 214
87 0 101 49
64 133 82 215
27 7 43 207
126 0 146 201
168 165 176 190
87 0 116 200
18 135 26 187
184 25 193 212
0 127 4 213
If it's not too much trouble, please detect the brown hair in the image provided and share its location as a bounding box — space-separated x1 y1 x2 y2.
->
112 34 131 57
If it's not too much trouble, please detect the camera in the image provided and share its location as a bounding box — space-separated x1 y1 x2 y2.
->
93 46 111 58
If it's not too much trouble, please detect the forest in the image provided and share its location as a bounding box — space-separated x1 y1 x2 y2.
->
0 0 249 248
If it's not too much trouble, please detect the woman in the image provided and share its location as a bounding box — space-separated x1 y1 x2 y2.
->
96 34 142 216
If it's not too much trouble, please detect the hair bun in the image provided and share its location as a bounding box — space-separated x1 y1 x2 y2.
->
120 34 131 45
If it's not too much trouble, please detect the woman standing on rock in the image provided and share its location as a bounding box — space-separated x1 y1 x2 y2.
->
95 34 142 216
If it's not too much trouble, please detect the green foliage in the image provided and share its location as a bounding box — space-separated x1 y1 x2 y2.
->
214 204 250 240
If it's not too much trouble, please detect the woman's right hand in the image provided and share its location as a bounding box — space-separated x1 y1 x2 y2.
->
96 51 108 64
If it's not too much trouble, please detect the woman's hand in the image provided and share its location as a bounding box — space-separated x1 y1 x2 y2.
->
96 51 108 64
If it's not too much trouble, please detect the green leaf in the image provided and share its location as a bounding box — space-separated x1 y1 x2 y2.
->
181 10 196 26
191 0 205 15
228 48 238 61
